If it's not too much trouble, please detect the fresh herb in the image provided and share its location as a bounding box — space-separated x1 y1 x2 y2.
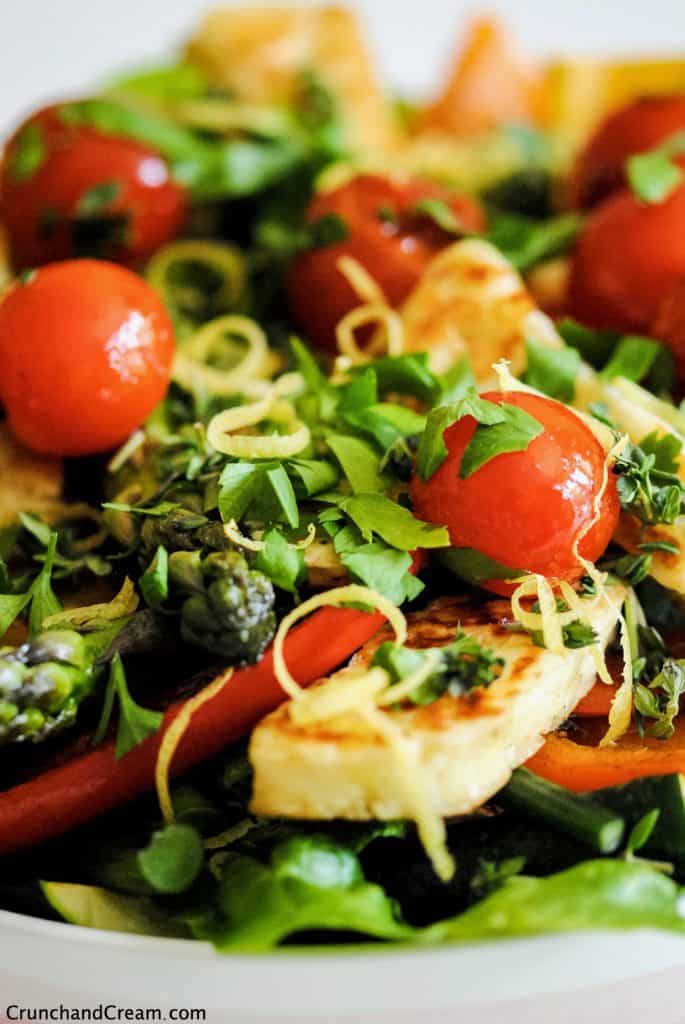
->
482 168 552 219
626 132 685 204
634 659 685 740
624 810 661 860
8 122 45 183
414 197 465 235
254 528 305 594
137 824 205 895
459 402 543 479
470 857 527 901
320 493 449 551
217 462 299 529
94 654 163 759
484 211 581 271
415 391 507 481
600 550 652 586
613 432 685 526
325 521 423 604
27 534 62 636
600 335 671 386
524 338 580 402
139 546 170 610
76 180 122 216
557 319 617 368
372 630 504 705
326 434 384 494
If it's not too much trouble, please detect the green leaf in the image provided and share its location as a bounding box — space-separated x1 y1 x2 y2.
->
524 338 580 402
286 458 339 497
76 180 122 217
362 353 437 403
414 197 465 234
265 465 299 529
28 534 62 636
339 368 377 414
8 122 45 183
460 402 543 478
0 591 33 639
416 392 506 481
432 859 685 943
190 836 411 950
485 212 581 271
137 824 204 895
109 63 208 101
326 434 383 494
139 546 169 610
329 493 449 551
626 810 661 857
217 463 265 522
436 357 477 404
600 335 664 383
641 430 682 474
289 336 327 393
340 543 422 605
307 212 349 249
557 319 618 369
102 500 180 518
95 654 163 759
626 133 685 203
440 547 525 585
254 529 305 594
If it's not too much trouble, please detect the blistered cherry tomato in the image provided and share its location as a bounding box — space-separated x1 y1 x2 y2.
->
571 96 685 208
0 260 175 456
286 174 486 352
0 105 186 272
568 177 685 332
652 278 685 389
409 391 619 595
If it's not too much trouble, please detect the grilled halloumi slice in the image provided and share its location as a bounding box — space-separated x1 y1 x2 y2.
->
0 424 63 528
185 6 398 154
250 586 625 822
401 238 685 595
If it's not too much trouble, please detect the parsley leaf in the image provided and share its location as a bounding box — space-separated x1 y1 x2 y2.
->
485 211 581 271
254 528 305 594
322 493 449 551
600 335 667 384
414 197 466 235
626 132 685 204
8 122 45 183
372 629 504 706
459 402 543 478
524 338 580 402
415 391 506 481
28 533 62 636
326 434 384 494
634 660 685 740
76 180 122 216
94 653 163 760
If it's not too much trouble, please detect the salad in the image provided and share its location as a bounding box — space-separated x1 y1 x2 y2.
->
3 6 685 952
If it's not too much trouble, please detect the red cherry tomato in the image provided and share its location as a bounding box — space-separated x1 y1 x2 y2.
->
652 278 685 389
568 177 685 332
409 391 619 595
0 105 186 272
0 260 175 456
286 174 486 352
571 96 685 208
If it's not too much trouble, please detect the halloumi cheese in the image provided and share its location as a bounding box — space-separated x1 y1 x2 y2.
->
250 586 625 822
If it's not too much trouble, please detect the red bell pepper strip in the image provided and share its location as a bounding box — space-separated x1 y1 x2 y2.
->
0 605 385 854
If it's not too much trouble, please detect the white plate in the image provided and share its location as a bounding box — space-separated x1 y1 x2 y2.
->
3 1 685 1020
1 909 685 1023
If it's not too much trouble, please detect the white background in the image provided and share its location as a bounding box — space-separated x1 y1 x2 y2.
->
2 0 685 134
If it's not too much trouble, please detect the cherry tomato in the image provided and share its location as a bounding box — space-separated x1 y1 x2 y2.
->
286 174 486 352
652 278 685 389
568 176 685 332
409 391 619 595
0 260 175 456
0 105 186 272
571 96 685 208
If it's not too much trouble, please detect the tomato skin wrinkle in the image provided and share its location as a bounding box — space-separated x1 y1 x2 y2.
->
571 95 685 209
286 173 485 352
0 104 186 272
409 391 619 595
0 260 175 456
569 175 685 333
